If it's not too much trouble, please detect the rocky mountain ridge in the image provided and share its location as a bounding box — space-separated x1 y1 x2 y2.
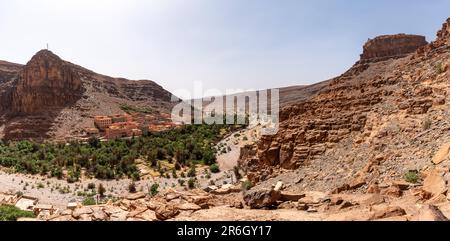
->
239 18 450 194
0 50 175 140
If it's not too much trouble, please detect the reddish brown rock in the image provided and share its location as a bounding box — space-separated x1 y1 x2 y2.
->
370 206 407 220
155 204 180 220
360 34 427 61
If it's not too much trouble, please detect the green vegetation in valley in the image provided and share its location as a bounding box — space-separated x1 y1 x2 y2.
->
120 104 157 115
0 205 35 221
0 124 242 182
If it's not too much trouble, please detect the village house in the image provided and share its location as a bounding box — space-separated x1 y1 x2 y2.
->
94 116 113 131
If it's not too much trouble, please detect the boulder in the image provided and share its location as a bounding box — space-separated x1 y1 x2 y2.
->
298 191 328 205
432 141 450 165
411 205 449 221
391 180 412 191
66 202 78 210
423 170 447 197
370 206 406 220
126 206 148 218
72 207 93 219
280 192 306 202
155 204 180 220
125 192 146 201
104 206 128 221
136 210 158 221
165 192 182 201
367 183 380 194
177 203 202 211
243 189 281 209
274 181 284 191
92 209 108 221
381 185 402 198
211 184 241 195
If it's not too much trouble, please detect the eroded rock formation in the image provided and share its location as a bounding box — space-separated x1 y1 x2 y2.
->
360 34 427 62
11 50 84 114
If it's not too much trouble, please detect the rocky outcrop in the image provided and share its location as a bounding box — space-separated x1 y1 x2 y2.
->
360 34 427 62
417 18 450 55
11 50 84 114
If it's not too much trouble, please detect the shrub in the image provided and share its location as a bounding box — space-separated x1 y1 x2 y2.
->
422 117 432 131
150 184 159 196
51 167 63 179
172 169 178 178
98 184 106 197
87 183 96 190
178 179 185 186
233 166 242 181
128 182 137 193
404 170 419 184
174 162 181 171
187 166 196 177
242 180 253 191
188 178 196 189
82 197 96 206
436 62 445 74
209 164 220 173
0 205 35 221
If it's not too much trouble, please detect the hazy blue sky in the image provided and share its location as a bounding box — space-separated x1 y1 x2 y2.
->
1 0 449 98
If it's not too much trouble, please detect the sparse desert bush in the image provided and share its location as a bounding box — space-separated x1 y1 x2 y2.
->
436 62 445 74
242 180 253 191
128 182 137 193
209 164 220 173
422 117 432 130
187 166 196 177
188 178 196 189
404 170 419 184
150 183 159 196
82 197 96 206
87 183 96 190
97 184 106 197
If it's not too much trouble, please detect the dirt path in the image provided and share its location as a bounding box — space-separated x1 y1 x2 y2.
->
200 126 262 187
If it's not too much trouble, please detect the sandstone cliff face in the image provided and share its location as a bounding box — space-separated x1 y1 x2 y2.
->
0 50 175 140
240 19 450 191
360 34 427 62
11 50 84 114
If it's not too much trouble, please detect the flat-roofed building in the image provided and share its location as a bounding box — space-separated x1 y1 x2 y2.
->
94 116 113 131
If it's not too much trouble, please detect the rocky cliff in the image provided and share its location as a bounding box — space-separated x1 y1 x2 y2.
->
0 50 175 140
360 34 428 62
10 50 83 114
240 18 450 194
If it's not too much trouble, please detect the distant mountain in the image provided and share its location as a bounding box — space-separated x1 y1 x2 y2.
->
0 50 175 141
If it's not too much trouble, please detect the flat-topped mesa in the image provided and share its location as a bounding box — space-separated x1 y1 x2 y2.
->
360 34 428 62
